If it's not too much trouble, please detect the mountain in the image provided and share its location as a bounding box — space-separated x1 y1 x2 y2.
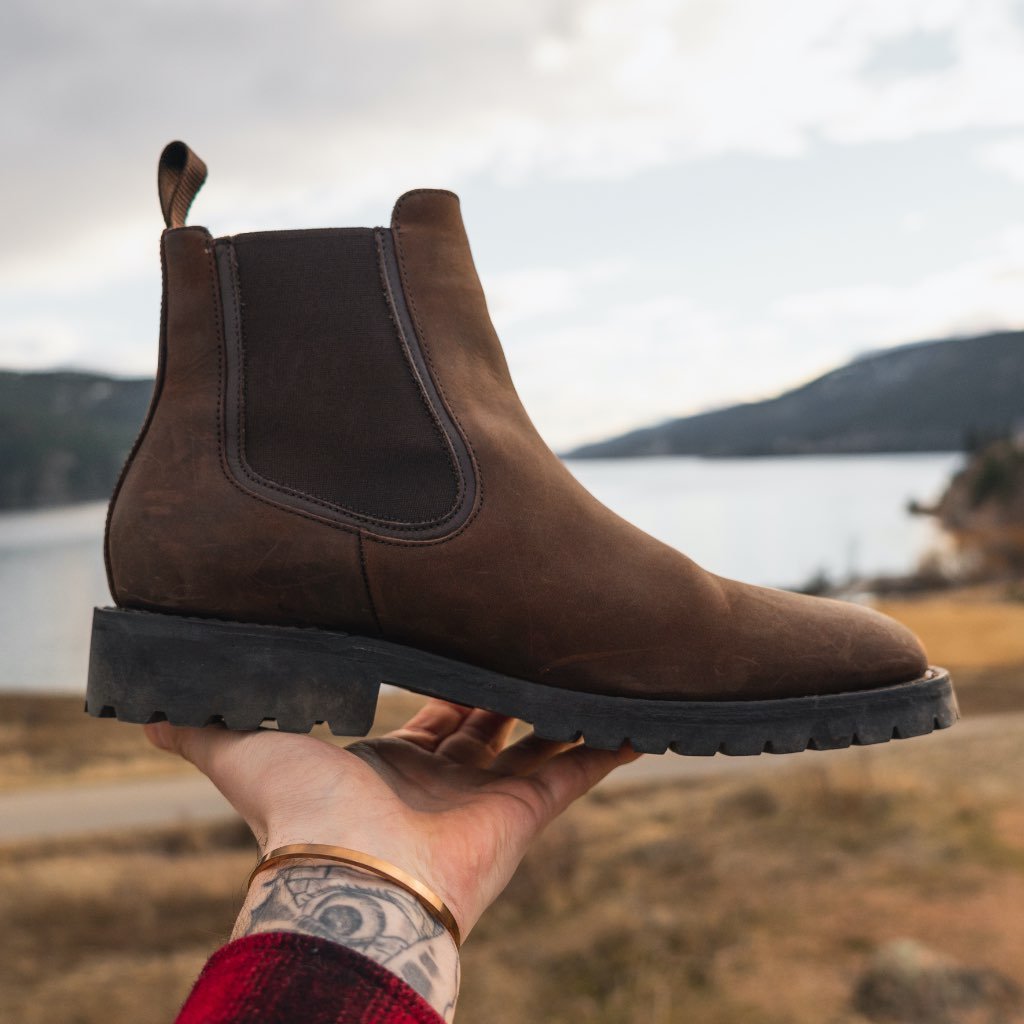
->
568 332 1024 459
2 330 1023 510
0 371 153 510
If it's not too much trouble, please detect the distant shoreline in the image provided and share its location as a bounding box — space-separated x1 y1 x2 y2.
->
563 449 965 461
0 451 966 516
6 330 1021 509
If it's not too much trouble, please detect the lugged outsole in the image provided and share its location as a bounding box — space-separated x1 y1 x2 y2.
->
86 607 959 757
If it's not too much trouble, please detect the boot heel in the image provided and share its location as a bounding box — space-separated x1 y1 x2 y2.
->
86 607 381 735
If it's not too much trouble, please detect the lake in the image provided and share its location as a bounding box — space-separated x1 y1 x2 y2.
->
0 452 962 692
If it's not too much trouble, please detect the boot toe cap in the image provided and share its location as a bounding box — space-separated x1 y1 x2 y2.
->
828 600 930 692
717 581 930 699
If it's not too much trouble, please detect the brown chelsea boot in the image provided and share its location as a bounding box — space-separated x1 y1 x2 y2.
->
86 141 958 756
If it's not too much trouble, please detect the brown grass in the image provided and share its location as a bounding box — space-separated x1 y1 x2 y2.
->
464 721 1024 1024
3 718 1024 1024
875 588 1024 717
875 587 1024 671
0 690 431 792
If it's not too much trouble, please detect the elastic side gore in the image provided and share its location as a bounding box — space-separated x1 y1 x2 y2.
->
232 228 460 524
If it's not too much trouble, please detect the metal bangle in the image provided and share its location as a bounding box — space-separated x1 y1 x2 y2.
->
248 842 462 947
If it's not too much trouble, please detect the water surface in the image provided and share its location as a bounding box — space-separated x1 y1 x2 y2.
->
0 452 962 691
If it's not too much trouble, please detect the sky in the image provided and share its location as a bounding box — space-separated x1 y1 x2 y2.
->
3 0 1024 450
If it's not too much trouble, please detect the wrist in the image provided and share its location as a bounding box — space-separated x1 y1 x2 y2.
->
249 843 461 947
235 862 460 1021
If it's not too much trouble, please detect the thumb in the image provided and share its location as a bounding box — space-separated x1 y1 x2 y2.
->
142 721 274 841
142 720 257 780
143 720 183 753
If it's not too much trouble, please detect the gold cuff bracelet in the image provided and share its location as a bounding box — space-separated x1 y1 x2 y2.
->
248 842 462 947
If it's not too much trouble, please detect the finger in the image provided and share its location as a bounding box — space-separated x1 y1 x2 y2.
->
528 742 642 820
388 699 474 751
489 731 576 776
435 709 517 768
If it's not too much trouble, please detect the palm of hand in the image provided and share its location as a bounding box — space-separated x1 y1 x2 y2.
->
146 701 637 936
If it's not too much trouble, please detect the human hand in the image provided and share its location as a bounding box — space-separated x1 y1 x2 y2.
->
144 700 639 938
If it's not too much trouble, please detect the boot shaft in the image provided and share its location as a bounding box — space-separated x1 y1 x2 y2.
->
106 144 541 625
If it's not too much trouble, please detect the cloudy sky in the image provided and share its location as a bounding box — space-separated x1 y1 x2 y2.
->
4 0 1024 449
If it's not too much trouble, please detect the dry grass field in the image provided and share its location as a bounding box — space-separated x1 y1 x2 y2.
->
0 690 431 792
2 587 1023 1023
876 586 1024 717
3 718 1024 1024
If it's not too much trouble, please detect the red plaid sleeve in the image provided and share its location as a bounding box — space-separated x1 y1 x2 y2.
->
174 932 446 1024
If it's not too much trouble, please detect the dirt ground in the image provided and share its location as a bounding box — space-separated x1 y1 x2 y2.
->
1 587 1022 1022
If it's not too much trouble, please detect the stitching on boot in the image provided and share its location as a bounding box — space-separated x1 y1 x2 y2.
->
211 235 476 539
357 532 382 636
227 238 462 530
371 227 466 517
204 239 360 537
370 195 485 549
106 230 175 600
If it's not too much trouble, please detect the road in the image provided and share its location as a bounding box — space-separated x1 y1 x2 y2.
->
0 714 1008 843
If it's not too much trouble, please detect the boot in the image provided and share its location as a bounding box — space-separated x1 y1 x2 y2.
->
86 142 957 756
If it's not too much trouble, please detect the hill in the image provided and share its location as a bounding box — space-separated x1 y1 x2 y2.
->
925 437 1024 580
0 371 152 510
2 330 1023 510
568 331 1024 458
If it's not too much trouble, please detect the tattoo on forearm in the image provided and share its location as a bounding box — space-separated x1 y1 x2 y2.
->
235 865 460 1021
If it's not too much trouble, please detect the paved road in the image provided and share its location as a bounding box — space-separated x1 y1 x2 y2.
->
0 774 232 842
0 715 1005 844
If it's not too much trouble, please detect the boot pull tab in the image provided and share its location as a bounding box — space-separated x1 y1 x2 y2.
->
158 141 208 229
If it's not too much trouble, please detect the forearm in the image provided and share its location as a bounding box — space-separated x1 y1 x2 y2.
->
234 862 460 1022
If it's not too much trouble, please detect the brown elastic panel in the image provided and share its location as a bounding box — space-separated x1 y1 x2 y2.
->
232 229 460 524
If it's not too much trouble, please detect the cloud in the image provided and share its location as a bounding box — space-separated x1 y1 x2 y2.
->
977 134 1024 183
502 291 732 447
768 222 1024 353
485 263 622 326
497 222 1024 448
0 318 79 370
4 0 1024 448
4 0 1024 277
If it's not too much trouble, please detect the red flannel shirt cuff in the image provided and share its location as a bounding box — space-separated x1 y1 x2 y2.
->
175 932 446 1024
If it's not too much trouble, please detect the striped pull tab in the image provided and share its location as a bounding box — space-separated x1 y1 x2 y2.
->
157 141 208 229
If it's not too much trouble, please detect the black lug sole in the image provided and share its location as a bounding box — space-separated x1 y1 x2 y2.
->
85 607 959 756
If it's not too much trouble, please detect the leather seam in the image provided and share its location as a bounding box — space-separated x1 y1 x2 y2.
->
357 532 382 636
206 235 227 514
373 227 466 517
368 195 485 550
105 231 173 600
